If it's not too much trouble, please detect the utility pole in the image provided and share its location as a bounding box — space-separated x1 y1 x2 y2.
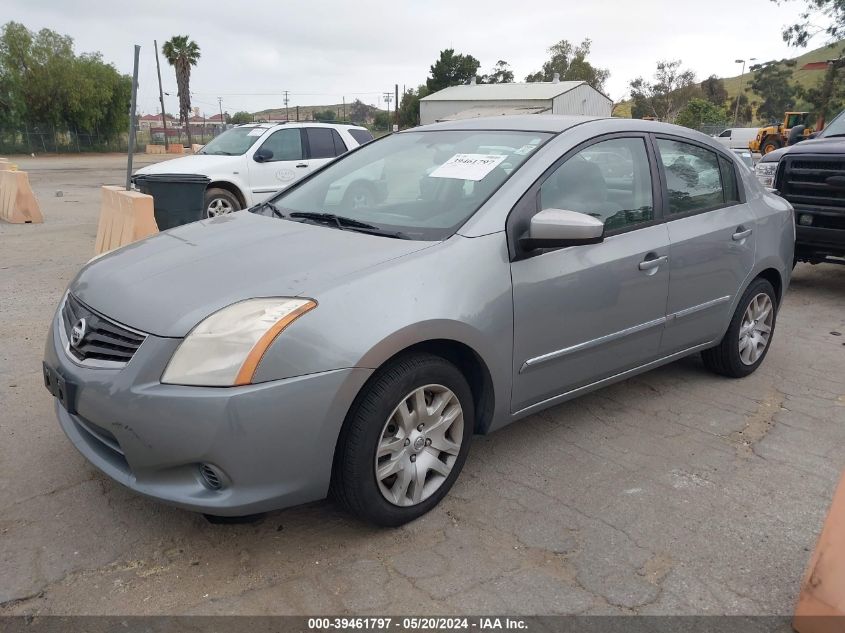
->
126 44 140 191
283 90 290 121
383 92 393 131
343 96 346 121
153 39 167 147
395 84 399 130
733 57 756 126
296 105 300 122
218 97 224 135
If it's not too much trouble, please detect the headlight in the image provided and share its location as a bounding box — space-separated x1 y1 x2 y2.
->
755 161 778 188
162 298 316 386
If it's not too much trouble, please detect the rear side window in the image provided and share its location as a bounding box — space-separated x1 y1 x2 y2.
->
719 156 740 203
331 129 348 155
348 128 374 145
306 128 340 159
656 139 724 215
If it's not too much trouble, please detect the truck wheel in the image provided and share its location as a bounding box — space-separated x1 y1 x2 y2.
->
204 188 241 218
331 353 473 527
701 278 778 378
761 136 782 155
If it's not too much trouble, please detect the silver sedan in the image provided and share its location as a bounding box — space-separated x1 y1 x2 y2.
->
44 115 794 526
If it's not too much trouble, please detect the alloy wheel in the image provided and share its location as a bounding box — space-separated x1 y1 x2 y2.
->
206 198 234 217
375 384 464 507
738 293 773 365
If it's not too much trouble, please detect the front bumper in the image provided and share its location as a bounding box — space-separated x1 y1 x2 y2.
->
794 210 845 262
45 309 372 515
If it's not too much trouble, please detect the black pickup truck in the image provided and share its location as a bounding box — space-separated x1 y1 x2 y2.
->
755 109 845 265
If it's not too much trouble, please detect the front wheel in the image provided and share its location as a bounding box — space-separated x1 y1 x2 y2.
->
701 278 777 378
331 353 474 526
761 136 782 155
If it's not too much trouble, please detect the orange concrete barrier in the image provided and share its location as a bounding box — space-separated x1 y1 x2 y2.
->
794 469 845 633
167 144 184 154
0 170 43 224
94 186 158 255
145 145 166 155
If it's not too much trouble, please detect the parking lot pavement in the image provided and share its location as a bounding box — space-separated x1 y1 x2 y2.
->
1 154 844 615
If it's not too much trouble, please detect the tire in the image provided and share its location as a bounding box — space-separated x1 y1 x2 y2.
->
204 187 241 218
341 182 376 209
331 353 474 527
701 278 778 378
761 136 782 155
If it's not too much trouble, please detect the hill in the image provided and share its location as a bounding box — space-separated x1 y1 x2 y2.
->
614 39 844 120
252 102 385 123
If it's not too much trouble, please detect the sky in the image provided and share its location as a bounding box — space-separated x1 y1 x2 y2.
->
5 0 831 117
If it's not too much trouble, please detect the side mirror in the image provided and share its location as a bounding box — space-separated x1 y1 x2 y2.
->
521 208 604 251
253 148 273 163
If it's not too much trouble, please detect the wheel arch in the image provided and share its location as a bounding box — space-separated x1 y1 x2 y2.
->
206 180 247 208
755 267 783 305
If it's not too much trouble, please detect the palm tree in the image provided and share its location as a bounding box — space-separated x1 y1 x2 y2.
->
162 36 200 146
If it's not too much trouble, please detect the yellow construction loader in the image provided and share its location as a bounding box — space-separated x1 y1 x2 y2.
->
749 112 814 154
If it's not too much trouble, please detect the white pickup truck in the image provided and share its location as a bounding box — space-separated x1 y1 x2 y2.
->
134 122 374 217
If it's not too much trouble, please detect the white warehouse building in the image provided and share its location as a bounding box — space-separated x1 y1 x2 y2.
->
419 78 613 125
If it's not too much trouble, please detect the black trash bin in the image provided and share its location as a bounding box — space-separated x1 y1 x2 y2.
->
133 173 211 230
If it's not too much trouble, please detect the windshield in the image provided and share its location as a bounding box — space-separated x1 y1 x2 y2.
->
819 110 845 138
270 130 551 240
200 126 266 155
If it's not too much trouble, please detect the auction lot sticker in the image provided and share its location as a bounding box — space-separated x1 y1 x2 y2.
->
429 154 507 181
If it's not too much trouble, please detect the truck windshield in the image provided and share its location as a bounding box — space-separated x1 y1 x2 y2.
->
269 130 551 241
200 127 265 156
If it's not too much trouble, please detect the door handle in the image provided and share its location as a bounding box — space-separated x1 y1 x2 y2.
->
295 163 308 168
732 227 752 241
638 255 668 271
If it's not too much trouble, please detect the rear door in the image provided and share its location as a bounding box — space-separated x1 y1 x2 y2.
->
655 136 756 354
247 127 307 198
303 127 349 170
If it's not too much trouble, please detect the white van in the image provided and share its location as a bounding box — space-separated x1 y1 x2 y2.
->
714 127 759 150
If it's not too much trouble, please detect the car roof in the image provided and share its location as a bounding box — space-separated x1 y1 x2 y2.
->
415 115 605 134
236 122 367 131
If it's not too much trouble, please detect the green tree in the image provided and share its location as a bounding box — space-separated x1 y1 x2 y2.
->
629 60 698 123
313 109 336 122
426 49 480 93
776 0 845 48
675 98 728 129
0 21 130 139
728 93 755 125
524 39 609 93
479 60 514 84
372 111 389 130
747 60 801 122
397 85 429 128
229 111 253 125
700 75 728 106
162 35 200 145
349 99 370 124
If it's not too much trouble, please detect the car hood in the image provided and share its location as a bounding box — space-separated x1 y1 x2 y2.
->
134 153 240 176
761 136 845 162
71 212 435 337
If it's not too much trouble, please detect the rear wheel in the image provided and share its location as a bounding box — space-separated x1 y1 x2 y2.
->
331 353 473 526
701 278 777 378
204 187 241 218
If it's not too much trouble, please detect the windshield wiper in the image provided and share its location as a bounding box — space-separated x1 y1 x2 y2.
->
249 200 286 218
289 211 410 239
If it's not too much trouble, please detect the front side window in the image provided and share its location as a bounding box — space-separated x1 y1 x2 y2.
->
719 129 731 138
538 137 655 232
259 128 303 161
656 139 724 214
272 130 551 241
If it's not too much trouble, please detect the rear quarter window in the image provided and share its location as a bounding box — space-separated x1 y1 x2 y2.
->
348 129 374 145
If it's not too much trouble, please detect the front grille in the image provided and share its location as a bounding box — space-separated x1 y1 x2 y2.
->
778 155 845 212
61 293 146 366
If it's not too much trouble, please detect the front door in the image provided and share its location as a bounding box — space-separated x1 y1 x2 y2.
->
248 128 310 198
510 136 670 414
653 137 757 353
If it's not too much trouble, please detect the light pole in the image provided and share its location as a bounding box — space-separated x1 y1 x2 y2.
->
383 92 393 131
734 57 756 126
